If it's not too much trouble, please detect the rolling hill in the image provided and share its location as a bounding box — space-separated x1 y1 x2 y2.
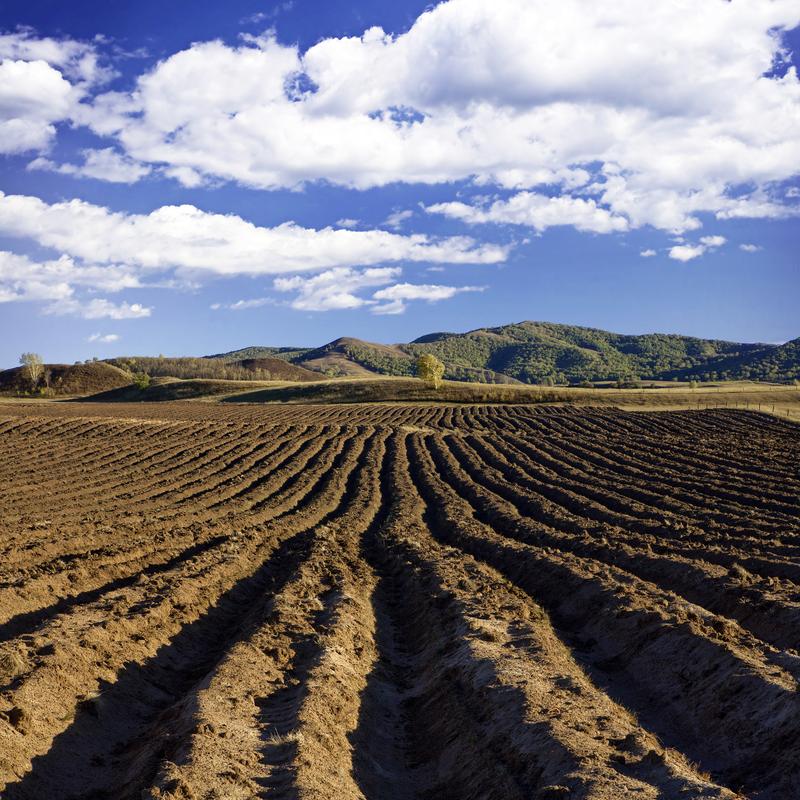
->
0 362 132 395
210 321 799 385
105 356 321 383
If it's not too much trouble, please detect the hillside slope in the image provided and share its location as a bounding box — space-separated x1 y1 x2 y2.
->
106 356 321 383
0 362 132 395
403 322 766 384
211 322 798 384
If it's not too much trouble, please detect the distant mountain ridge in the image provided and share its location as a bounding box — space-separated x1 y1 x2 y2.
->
209 321 800 384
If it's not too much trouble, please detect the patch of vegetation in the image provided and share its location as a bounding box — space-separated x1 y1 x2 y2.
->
221 378 573 405
106 356 319 383
0 361 131 396
205 346 312 362
395 322 799 385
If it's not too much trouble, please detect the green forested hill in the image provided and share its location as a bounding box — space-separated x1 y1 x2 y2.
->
208 322 799 384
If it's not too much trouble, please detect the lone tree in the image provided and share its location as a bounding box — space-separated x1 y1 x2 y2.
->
416 353 445 390
19 352 44 390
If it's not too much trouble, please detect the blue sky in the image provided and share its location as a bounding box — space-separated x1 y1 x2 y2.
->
0 0 798 367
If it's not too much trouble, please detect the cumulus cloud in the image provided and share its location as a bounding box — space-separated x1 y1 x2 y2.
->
0 30 111 154
427 192 628 233
740 243 762 253
28 147 151 183
52 0 799 232
0 29 113 86
88 332 119 343
0 59 75 153
668 244 707 262
45 297 151 319
0 250 141 305
272 266 483 314
336 218 359 228
371 281 485 315
639 249 657 257
0 191 507 278
274 267 401 311
0 191 506 316
668 233 728 261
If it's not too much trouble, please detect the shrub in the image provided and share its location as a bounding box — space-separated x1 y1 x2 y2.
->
132 371 151 390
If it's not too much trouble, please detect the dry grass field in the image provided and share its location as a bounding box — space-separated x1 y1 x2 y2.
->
0 400 798 799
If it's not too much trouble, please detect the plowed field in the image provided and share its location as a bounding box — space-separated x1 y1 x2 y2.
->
0 402 798 799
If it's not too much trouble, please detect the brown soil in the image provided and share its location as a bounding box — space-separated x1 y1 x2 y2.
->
0 401 798 799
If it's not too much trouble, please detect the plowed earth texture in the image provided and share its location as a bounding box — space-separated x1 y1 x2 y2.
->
0 402 798 800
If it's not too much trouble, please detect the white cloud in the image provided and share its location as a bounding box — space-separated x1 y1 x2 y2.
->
372 281 484 314
211 297 274 311
274 267 400 311
336 218 359 228
0 191 507 278
57 1 800 233
0 59 74 153
272 267 484 314
740 243 762 253
786 187 800 198
45 298 152 319
668 244 707 262
0 29 113 86
28 148 151 184
667 232 728 261
427 192 628 233
0 250 141 304
241 3 293 24
639 249 657 257
383 209 413 230
0 31 111 154
88 332 119 343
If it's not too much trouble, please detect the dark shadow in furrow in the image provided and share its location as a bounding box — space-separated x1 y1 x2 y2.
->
255 587 341 800
609 422 797 483
214 429 331 507
514 414 771 485
503 422 800 516
501 430 800 524
407 435 800 798
248 429 363 516
2 528 320 800
439 437 800 654
351 437 543 800
131 431 272 501
475 432 800 545
499 430 800 558
450 434 648 535
8 430 222 511
404 435 728 789
159 426 300 503
254 430 385 797
0 535 228 645
11 421 196 477
349 575 414 800
349 439 413 800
